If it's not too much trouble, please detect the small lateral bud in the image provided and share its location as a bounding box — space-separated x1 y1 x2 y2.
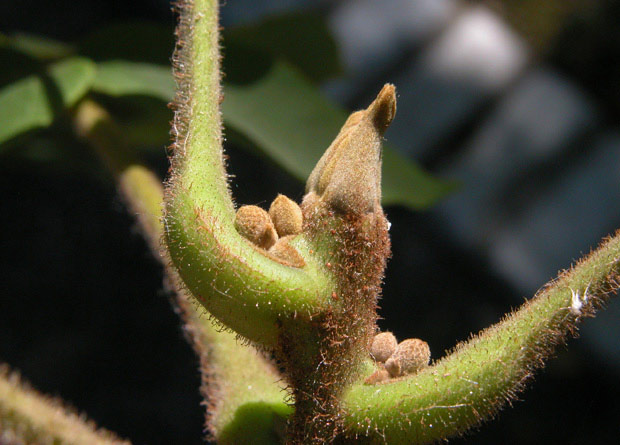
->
234 205 278 249
269 235 305 268
385 338 430 378
305 84 396 215
370 332 398 363
269 194 303 237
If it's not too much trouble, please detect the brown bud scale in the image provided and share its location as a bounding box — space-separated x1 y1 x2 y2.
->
268 235 305 268
364 366 390 384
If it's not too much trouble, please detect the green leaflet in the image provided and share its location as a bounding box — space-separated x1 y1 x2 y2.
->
1 32 73 61
0 57 95 146
92 60 175 102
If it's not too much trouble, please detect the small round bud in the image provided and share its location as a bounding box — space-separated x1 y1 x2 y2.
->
370 332 397 363
234 205 278 249
268 235 305 268
385 338 430 378
269 194 303 237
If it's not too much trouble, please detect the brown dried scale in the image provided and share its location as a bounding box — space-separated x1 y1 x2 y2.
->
370 332 397 363
268 235 305 268
364 365 390 385
234 205 278 249
385 338 430 378
269 194 303 237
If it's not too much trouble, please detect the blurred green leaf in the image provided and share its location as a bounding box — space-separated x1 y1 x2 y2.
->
88 61 175 149
381 149 457 208
0 57 96 146
92 61 174 102
51 58 96 104
0 33 71 87
36 50 451 208
79 22 174 65
223 61 455 209
2 32 73 60
223 11 342 82
94 95 172 148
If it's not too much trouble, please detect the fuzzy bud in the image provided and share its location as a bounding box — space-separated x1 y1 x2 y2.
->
268 235 305 268
385 338 430 378
234 205 278 249
305 84 396 215
370 332 398 363
269 194 303 237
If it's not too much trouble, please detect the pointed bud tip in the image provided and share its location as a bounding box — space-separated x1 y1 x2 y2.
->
368 83 396 134
304 84 397 214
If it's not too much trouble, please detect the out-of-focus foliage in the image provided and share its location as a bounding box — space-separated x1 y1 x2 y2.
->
0 13 454 209
0 57 95 145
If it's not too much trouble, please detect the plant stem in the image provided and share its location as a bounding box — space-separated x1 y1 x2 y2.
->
341 230 620 443
165 0 333 347
74 99 289 444
0 365 129 445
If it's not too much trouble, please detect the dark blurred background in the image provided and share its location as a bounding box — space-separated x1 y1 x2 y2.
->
2 0 620 443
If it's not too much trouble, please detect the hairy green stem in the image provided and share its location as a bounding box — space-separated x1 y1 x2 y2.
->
341 231 620 443
0 365 128 445
74 99 289 444
164 1 396 439
165 0 333 347
161 1 620 443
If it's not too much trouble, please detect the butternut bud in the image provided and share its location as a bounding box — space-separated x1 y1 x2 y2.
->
269 194 303 237
385 338 430 378
305 84 396 215
234 205 278 249
370 332 398 363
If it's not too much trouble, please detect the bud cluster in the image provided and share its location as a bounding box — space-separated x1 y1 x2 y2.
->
365 332 430 384
234 194 305 267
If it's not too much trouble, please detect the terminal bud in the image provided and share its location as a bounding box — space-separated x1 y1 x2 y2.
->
305 84 396 215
